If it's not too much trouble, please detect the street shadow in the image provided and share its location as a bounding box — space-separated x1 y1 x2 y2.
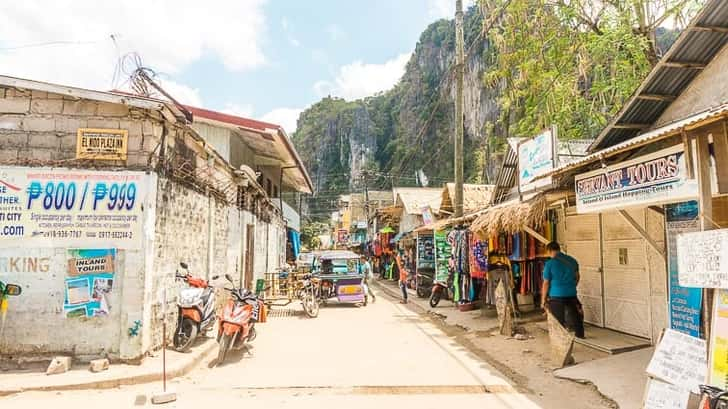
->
206 344 253 368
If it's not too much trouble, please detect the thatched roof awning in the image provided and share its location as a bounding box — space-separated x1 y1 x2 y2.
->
470 194 547 238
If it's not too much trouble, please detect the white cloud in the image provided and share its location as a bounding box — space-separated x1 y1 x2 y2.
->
261 108 303 134
314 53 411 100
157 79 203 107
428 0 475 19
0 0 267 97
222 103 254 118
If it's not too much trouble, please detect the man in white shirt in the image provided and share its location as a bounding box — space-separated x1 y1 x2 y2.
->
359 255 376 303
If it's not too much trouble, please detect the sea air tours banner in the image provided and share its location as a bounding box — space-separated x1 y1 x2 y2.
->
575 145 698 214
0 167 151 249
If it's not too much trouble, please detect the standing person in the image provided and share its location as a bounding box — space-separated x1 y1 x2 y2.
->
396 252 408 304
541 242 584 339
359 255 376 303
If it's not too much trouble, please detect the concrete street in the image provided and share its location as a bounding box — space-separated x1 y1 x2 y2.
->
1 288 544 408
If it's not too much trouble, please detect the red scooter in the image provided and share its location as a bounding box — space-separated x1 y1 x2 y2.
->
216 274 266 365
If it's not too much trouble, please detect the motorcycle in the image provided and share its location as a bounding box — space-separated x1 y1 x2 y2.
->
216 274 266 365
0 280 22 338
429 273 453 308
416 268 435 298
173 262 219 352
299 273 319 318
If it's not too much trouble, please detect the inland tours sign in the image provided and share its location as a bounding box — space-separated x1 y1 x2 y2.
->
575 145 698 214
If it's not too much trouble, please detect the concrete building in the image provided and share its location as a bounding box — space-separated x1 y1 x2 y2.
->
0 75 310 362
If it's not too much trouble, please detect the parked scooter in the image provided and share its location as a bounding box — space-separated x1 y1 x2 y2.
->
216 274 266 365
299 273 319 318
173 262 219 352
416 268 435 298
429 273 452 308
0 280 22 338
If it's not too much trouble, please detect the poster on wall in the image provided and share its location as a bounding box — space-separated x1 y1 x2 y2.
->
421 205 434 226
677 228 728 288
64 249 115 318
0 167 149 249
434 229 452 282
665 201 702 337
575 145 698 214
76 128 128 161
518 127 555 192
416 233 434 269
709 289 728 389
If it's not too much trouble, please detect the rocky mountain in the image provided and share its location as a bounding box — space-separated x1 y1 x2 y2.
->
292 7 500 219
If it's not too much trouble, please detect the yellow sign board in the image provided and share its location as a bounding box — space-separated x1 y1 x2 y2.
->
76 128 128 160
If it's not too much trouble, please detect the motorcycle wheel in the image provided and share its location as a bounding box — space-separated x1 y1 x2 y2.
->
173 318 198 352
247 326 257 342
416 286 428 298
302 292 319 318
429 291 441 308
217 333 233 366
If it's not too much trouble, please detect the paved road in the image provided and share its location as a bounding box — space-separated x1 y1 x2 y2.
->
1 288 544 408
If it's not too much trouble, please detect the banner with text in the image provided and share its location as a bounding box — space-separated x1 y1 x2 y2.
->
666 202 702 337
678 228 728 288
518 127 555 192
0 167 150 249
575 145 697 214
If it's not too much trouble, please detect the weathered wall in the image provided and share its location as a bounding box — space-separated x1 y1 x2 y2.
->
0 86 288 361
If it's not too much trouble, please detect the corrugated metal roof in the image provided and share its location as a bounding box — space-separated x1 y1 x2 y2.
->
542 101 728 179
592 0 728 150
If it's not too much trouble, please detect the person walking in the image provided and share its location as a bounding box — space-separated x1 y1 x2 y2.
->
541 242 585 338
359 255 376 303
396 252 408 304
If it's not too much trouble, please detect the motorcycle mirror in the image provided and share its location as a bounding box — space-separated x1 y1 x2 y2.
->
212 275 220 280
179 262 189 270
4 284 21 296
225 274 234 283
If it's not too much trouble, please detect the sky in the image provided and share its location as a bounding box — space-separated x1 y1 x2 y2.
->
0 0 470 134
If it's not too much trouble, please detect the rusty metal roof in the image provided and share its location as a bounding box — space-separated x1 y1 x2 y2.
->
591 0 728 150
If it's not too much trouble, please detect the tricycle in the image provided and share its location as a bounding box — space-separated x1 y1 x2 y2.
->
312 250 367 307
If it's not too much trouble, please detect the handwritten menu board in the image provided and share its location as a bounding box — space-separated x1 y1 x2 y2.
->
643 378 690 409
677 229 728 288
646 329 707 394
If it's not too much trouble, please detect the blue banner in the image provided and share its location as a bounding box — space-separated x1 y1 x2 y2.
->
666 201 702 337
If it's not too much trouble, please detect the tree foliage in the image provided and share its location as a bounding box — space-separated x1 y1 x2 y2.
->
482 0 701 140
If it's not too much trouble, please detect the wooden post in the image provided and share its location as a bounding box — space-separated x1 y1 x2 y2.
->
715 121 728 194
696 133 714 341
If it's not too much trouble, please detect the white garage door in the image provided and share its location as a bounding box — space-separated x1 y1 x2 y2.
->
564 213 604 327
601 211 650 338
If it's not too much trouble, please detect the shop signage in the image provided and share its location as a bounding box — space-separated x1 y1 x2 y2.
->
76 128 128 161
646 328 707 393
643 378 690 409
518 127 556 192
677 228 728 288
575 145 697 214
421 205 434 226
665 202 702 337
0 167 151 249
709 289 728 389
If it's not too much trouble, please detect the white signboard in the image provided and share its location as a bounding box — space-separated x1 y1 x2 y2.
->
575 145 698 214
0 167 151 249
643 378 690 409
646 329 707 393
518 127 555 192
677 229 728 288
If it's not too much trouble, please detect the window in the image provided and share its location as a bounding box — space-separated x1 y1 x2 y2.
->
266 178 272 196
273 185 279 198
618 248 628 265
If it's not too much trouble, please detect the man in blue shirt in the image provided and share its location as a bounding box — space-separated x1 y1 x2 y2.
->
541 242 584 338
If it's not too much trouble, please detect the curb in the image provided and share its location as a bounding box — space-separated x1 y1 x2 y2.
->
0 338 218 396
